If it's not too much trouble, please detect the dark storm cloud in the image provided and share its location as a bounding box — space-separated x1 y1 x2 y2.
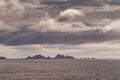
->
0 28 119 46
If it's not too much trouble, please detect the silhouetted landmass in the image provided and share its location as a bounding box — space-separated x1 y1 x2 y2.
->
55 54 75 59
25 54 96 60
54 54 65 59
91 57 96 59
25 54 75 59
80 57 96 60
0 56 6 60
46 56 52 59
25 55 46 59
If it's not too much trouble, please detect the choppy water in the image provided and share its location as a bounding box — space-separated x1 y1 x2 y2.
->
0 59 120 80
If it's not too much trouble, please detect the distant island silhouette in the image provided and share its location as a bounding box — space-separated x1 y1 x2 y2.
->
0 55 95 60
0 56 6 60
54 54 75 59
25 54 75 59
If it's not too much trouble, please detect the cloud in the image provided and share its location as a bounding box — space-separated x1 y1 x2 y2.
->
0 0 25 18
102 19 120 33
0 0 120 59
0 0 5 6
2 29 119 46
0 1 119 46
0 0 24 10
9 0 24 10
35 19 88 32
57 9 84 21
0 21 17 31
32 9 87 32
0 19 119 46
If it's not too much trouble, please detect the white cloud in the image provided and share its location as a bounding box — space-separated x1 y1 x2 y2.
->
102 19 120 33
60 9 84 17
58 9 84 21
32 9 90 32
0 0 25 17
36 18 89 32
0 0 5 6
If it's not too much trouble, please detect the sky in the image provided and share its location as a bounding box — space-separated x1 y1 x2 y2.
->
0 0 120 59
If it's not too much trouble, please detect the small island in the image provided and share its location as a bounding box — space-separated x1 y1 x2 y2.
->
25 54 75 59
25 55 46 59
55 54 75 59
0 56 6 60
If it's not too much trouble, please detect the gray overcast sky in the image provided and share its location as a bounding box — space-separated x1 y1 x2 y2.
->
0 0 120 58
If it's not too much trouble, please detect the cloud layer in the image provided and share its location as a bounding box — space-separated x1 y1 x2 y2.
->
0 0 120 58
0 0 120 45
